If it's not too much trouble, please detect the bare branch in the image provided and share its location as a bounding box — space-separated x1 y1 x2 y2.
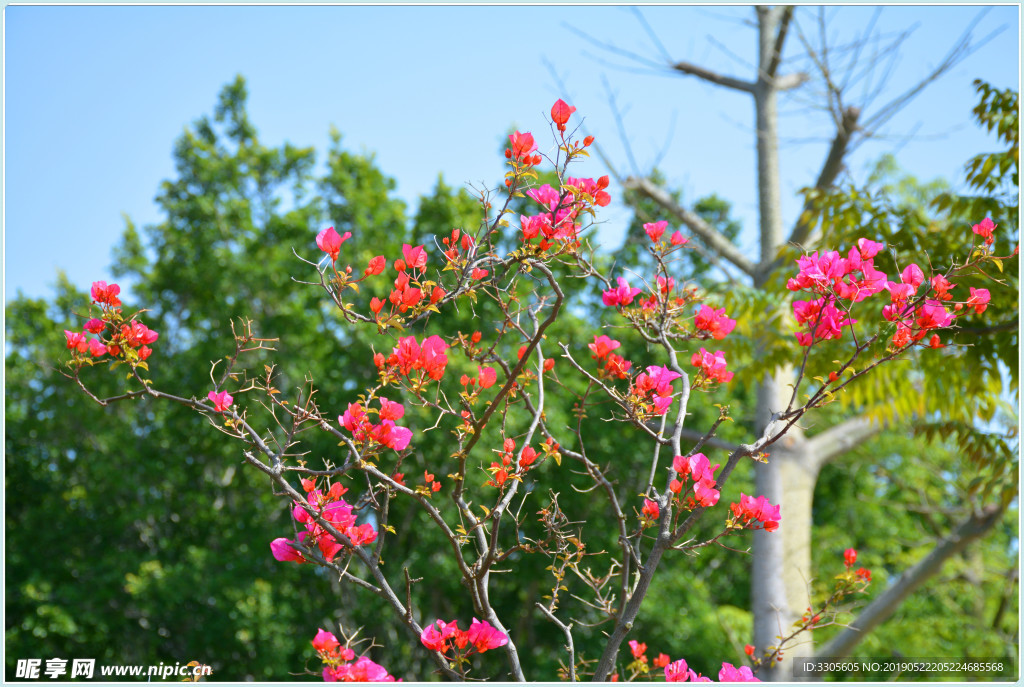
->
671 60 755 93
766 6 795 78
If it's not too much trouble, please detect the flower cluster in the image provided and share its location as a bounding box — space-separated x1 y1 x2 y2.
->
589 334 632 379
519 176 609 252
690 348 733 385
670 453 722 509
311 628 396 682
271 482 376 564
486 437 541 488
602 277 643 307
694 305 737 340
630 365 682 416
419 618 508 657
339 398 413 452
786 227 998 349
374 334 450 384
730 493 781 532
64 281 160 365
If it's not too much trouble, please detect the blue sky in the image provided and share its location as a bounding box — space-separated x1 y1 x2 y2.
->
4 4 1019 301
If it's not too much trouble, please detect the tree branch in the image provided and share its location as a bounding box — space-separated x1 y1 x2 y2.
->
671 60 755 93
811 504 1006 664
622 176 758 277
806 414 882 472
766 6 795 78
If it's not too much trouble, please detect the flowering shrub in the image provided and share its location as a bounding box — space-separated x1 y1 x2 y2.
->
63 98 1008 681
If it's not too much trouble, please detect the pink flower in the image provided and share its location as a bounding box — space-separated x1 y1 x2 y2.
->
420 619 460 652
83 318 106 334
270 537 306 563
340 403 366 433
731 493 781 531
551 99 576 130
856 238 884 259
312 628 340 653
378 398 405 421
644 220 668 243
88 338 108 357
694 305 736 340
641 499 659 523
90 281 122 307
465 618 509 652
478 366 497 389
719 662 760 682
665 659 689 682
208 390 233 413
972 217 997 240
64 330 88 352
402 244 428 272
508 131 537 161
331 656 396 682
316 226 351 262
691 348 734 383
364 255 386 276
602 277 643 307
900 263 925 288
588 334 621 359
628 640 648 660
915 300 954 331
966 287 991 314
670 231 688 246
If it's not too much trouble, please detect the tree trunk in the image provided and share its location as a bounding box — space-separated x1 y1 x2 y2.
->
751 8 817 681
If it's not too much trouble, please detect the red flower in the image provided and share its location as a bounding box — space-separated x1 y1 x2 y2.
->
364 255 386 276
508 131 537 162
402 244 428 272
64 330 88 352
465 618 509 652
316 226 351 262
641 499 659 523
208 390 234 413
972 217 997 242
644 221 668 243
694 305 736 340
90 281 122 307
83 318 106 334
550 99 576 131
312 628 340 653
844 548 857 568
478 366 497 389
628 639 648 660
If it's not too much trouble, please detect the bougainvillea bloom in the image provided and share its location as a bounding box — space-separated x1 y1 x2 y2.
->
364 255 386 276
654 653 671 668
420 619 461 652
312 628 341 653
719 662 760 682
694 305 736 340
208 390 233 412
64 330 88 352
325 656 396 682
670 230 688 246
402 244 428 272
88 338 108 357
465 618 509 652
691 348 734 383
628 640 648 660
550 99 576 130
602 277 643 307
731 493 781 531
644 221 668 243
966 287 991 314
665 659 689 682
589 334 621 359
90 281 122 307
508 131 537 161
478 366 497 389
641 499 659 522
972 217 997 243
83 318 106 334
316 226 351 262
844 548 857 568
